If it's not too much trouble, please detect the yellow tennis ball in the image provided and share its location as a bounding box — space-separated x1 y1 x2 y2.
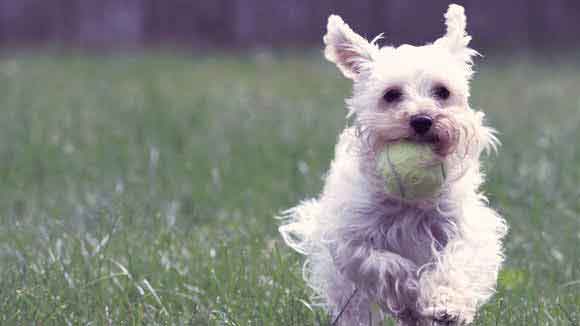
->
376 141 445 200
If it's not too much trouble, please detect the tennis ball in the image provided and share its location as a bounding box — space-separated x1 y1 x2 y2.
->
376 141 445 200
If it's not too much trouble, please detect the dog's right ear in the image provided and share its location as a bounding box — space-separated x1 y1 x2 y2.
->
324 15 378 80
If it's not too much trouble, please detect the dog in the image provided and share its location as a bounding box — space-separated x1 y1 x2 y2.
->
279 4 508 326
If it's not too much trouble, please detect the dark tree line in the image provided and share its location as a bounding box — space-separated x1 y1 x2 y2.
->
0 0 579 50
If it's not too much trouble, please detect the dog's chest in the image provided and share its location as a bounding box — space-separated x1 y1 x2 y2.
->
367 211 455 266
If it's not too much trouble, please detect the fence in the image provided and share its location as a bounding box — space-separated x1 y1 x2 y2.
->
0 0 579 50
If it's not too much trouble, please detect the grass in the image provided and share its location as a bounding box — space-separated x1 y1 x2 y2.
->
0 51 578 325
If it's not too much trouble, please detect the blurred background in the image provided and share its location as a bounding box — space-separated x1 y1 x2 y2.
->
0 0 579 51
0 1 579 325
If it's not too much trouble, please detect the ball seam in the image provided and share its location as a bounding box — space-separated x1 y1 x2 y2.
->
385 145 406 199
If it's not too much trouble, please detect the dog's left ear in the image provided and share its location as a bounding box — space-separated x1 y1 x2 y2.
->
324 15 379 80
434 4 478 63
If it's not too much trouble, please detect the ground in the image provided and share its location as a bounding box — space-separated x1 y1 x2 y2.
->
0 52 578 325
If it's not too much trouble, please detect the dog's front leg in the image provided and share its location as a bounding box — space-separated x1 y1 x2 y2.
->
333 242 424 323
417 207 506 324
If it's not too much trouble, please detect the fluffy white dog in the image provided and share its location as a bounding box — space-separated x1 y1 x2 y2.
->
279 4 508 326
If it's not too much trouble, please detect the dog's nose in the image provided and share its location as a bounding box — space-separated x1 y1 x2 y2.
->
410 115 433 135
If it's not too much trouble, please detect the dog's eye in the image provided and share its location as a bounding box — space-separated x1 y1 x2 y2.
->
433 85 451 100
383 88 403 103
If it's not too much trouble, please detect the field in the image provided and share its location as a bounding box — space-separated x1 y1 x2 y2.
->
0 52 578 325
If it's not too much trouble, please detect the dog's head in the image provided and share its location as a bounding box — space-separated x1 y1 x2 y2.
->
324 4 497 177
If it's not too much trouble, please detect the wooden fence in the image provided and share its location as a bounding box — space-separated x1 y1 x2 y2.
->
0 0 579 50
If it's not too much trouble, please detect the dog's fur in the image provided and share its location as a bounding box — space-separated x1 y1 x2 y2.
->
279 5 508 326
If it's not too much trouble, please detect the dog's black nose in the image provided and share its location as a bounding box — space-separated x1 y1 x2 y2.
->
410 115 433 135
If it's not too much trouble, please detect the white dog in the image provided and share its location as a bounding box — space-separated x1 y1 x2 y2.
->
279 4 508 326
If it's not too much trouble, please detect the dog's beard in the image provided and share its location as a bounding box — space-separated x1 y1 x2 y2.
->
354 109 484 183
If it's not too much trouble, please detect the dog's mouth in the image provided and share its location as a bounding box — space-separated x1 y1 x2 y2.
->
407 133 437 145
394 132 454 158
356 113 463 158
368 133 453 160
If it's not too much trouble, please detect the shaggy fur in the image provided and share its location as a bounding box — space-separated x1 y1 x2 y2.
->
279 5 508 326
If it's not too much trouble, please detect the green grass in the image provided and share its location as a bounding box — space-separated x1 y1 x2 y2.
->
0 52 578 325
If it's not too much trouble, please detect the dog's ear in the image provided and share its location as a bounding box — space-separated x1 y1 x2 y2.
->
434 4 478 63
324 15 378 80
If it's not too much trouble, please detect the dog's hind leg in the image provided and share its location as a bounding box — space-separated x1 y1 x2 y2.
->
327 272 384 326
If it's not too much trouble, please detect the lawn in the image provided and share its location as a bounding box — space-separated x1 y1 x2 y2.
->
0 52 578 325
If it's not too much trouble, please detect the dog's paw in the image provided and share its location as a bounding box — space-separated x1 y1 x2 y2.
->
432 312 459 325
420 308 461 325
